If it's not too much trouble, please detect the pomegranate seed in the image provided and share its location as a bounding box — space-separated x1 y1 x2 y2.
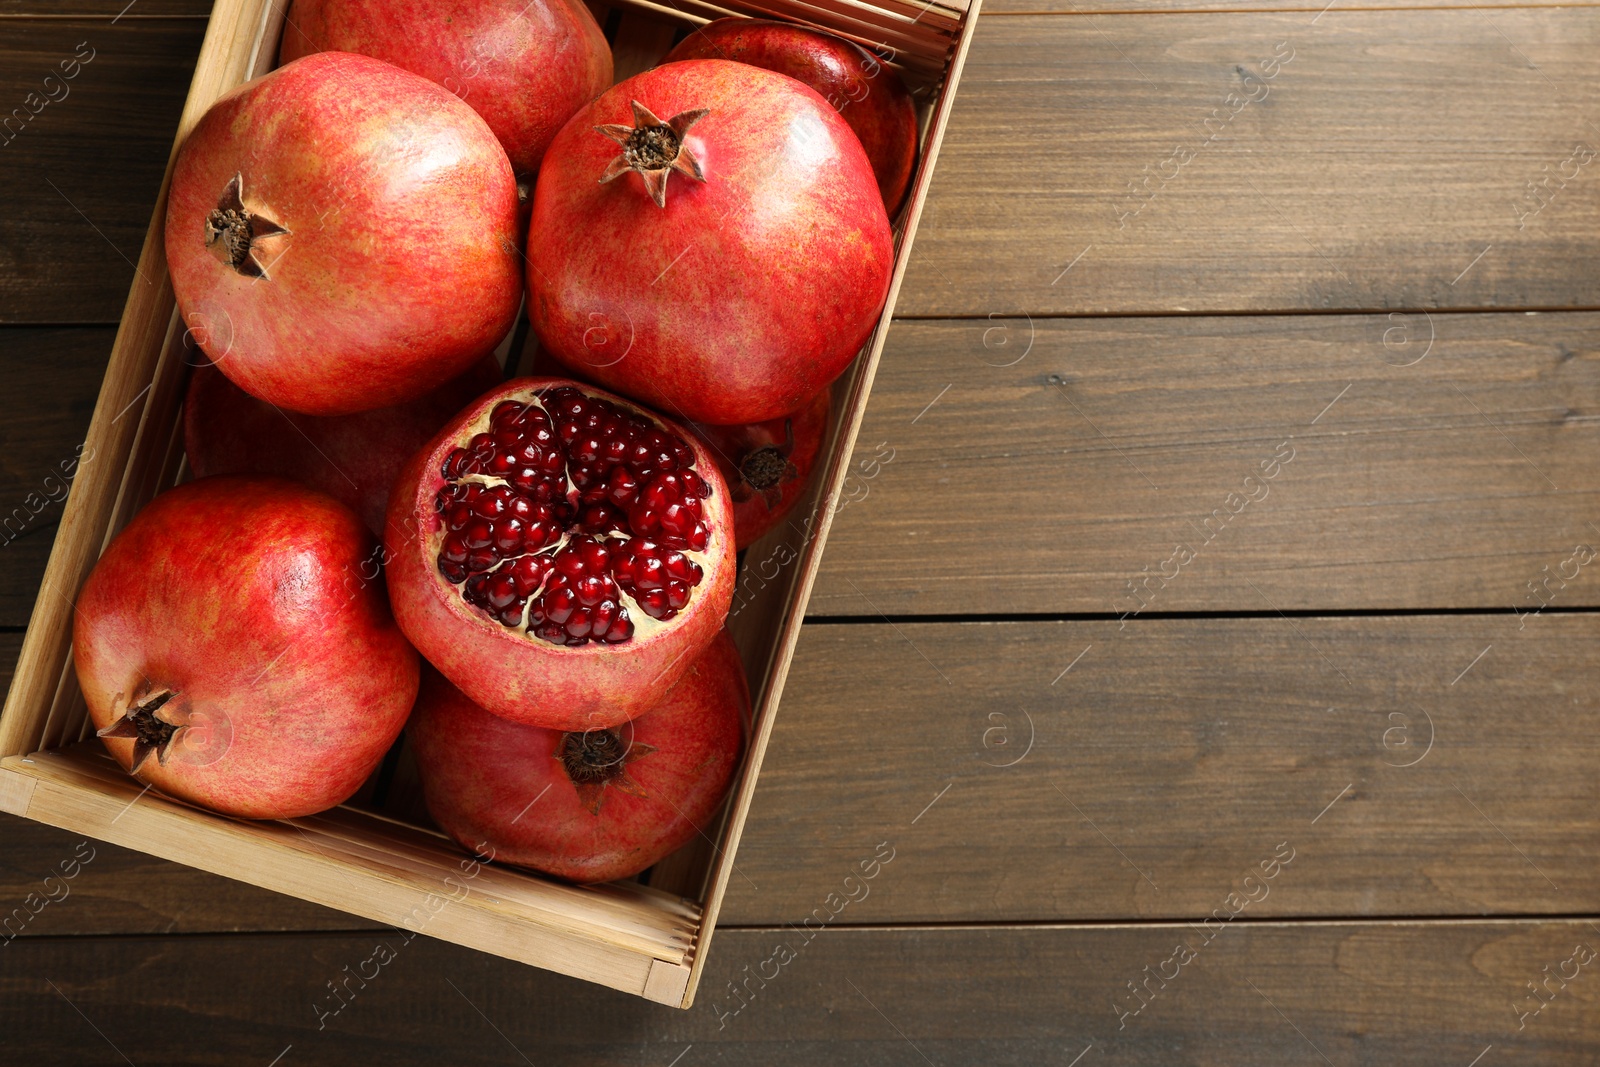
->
434 389 716 644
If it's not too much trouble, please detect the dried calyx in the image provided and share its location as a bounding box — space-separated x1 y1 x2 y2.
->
595 101 709 208
204 173 289 279
734 420 798 508
434 387 715 647
558 729 656 814
97 688 181 772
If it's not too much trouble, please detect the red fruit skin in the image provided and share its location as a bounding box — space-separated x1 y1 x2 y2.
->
407 630 748 883
691 387 831 549
165 52 522 417
184 354 504 535
73 476 420 819
279 0 612 175
385 377 736 729
529 59 894 426
663 19 918 213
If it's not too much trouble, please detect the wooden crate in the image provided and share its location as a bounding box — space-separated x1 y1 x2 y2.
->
0 0 980 1007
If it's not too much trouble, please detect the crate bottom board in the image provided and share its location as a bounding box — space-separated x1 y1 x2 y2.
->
0 744 699 1005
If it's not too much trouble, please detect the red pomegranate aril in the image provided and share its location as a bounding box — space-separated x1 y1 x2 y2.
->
613 539 703 621
387 378 734 727
423 388 717 645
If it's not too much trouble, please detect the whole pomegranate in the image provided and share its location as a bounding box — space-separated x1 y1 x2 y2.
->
73 476 419 819
528 59 893 426
663 19 918 212
279 0 612 176
691 387 830 549
386 377 735 729
166 52 521 417
184 354 503 535
408 629 748 883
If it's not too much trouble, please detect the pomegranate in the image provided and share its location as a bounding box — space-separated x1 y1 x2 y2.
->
663 19 919 213
407 629 747 883
184 354 504 535
166 52 522 417
279 0 612 176
691 387 831 549
528 59 894 426
73 476 419 819
385 377 735 728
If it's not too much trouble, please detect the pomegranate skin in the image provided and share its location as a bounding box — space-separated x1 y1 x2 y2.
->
691 387 831 549
529 59 893 426
663 19 918 213
279 0 612 175
166 52 522 417
385 377 736 729
408 630 748 883
184 354 504 535
73 476 420 819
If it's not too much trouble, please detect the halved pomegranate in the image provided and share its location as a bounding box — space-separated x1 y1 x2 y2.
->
73 476 420 819
691 387 831 549
407 630 748 884
184 353 504 535
386 377 735 728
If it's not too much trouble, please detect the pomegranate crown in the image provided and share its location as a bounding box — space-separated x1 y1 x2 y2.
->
595 100 709 208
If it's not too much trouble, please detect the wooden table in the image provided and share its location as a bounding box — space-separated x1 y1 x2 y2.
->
4 1 1599 1062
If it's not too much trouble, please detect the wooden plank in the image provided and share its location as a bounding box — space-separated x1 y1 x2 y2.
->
1 631 376 936
986 1 1600 11
897 8 1600 316
0 18 204 323
18 0 1584 14
718 616 1600 924
0 329 115 628
0 3 211 14
0 812 381 936
2 615 1597 933
1 921 1597 1060
19 10 1600 320
810 313 1600 616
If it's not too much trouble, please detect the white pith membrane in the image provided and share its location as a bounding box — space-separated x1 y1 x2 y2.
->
428 389 717 645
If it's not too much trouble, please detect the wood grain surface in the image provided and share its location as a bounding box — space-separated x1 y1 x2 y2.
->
1 921 1597 1064
12 11 1600 321
1 615 1595 934
3 0 1599 1060
897 8 1600 316
0 18 201 322
812 312 1600 616
12 0 1600 13
0 329 113 632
